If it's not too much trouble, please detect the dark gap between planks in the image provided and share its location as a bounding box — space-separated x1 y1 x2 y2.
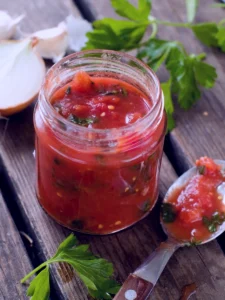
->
73 0 95 22
0 156 62 300
164 134 225 253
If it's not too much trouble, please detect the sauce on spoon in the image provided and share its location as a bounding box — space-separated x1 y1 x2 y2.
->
162 156 225 243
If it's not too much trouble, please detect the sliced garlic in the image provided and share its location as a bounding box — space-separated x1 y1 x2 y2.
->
0 11 24 40
0 39 45 116
65 15 92 51
32 22 68 63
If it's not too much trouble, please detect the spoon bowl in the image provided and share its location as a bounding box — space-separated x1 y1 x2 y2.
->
161 159 225 245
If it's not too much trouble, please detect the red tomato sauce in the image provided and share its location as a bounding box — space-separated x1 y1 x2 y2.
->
162 157 225 243
51 71 151 128
35 71 166 234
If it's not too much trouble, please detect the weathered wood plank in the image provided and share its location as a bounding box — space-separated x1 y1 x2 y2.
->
1 0 225 300
0 190 32 299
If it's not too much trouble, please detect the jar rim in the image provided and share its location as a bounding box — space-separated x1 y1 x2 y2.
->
40 49 163 137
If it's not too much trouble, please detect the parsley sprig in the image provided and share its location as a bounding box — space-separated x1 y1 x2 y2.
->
21 234 120 300
83 0 219 130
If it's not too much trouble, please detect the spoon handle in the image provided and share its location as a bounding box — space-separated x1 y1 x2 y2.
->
114 240 179 300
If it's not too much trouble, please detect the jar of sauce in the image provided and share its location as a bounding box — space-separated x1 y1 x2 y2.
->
34 50 167 234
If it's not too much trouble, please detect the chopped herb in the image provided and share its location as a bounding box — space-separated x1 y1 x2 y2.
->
186 238 202 247
198 165 205 175
57 120 67 131
202 212 225 233
139 199 151 213
54 178 78 191
54 158 60 165
100 90 118 96
21 234 120 300
95 154 105 165
161 203 177 223
65 86 71 95
121 87 128 96
130 163 141 171
68 114 98 127
98 85 128 97
71 219 85 230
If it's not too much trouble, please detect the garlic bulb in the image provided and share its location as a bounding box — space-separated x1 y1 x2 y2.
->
65 15 92 51
0 11 24 40
32 22 68 63
0 39 45 116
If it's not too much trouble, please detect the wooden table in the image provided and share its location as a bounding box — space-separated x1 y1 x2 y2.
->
1 0 225 299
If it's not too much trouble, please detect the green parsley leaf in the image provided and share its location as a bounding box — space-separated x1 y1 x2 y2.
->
215 24 225 52
211 3 225 8
111 0 151 21
137 38 179 71
27 267 50 300
161 80 175 131
68 114 98 126
193 58 217 88
21 234 120 300
166 51 216 109
186 0 199 23
203 212 225 233
191 23 219 47
161 203 177 223
84 18 148 51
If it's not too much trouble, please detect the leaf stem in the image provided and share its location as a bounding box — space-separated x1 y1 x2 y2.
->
156 19 192 28
20 262 48 283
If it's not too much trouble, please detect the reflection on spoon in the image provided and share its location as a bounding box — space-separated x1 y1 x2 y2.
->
114 157 225 300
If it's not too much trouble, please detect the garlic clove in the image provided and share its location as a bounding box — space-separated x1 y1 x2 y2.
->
65 15 92 51
32 22 68 63
0 39 45 116
0 11 24 40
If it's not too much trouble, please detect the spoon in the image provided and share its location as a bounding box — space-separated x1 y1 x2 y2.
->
114 160 225 300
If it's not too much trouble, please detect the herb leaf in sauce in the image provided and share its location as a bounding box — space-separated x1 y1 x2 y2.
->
21 234 120 300
161 203 177 223
186 238 202 247
139 199 151 213
198 165 205 175
202 212 225 233
65 86 71 95
68 114 98 127
71 219 84 230
54 157 60 165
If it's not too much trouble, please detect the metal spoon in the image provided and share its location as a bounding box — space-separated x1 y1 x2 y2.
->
114 160 225 300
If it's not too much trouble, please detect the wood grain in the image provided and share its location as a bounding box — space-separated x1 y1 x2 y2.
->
0 190 32 299
0 0 225 300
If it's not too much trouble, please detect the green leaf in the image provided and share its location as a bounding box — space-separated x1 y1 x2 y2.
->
22 234 120 300
137 38 179 71
193 60 217 88
186 0 199 23
161 80 175 131
202 212 225 233
161 203 177 223
215 25 225 52
191 23 219 46
111 0 151 21
166 48 200 109
211 3 225 8
27 267 50 300
68 114 98 126
54 233 78 255
84 18 148 51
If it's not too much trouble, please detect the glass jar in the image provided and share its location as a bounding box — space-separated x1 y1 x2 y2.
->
34 50 166 235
